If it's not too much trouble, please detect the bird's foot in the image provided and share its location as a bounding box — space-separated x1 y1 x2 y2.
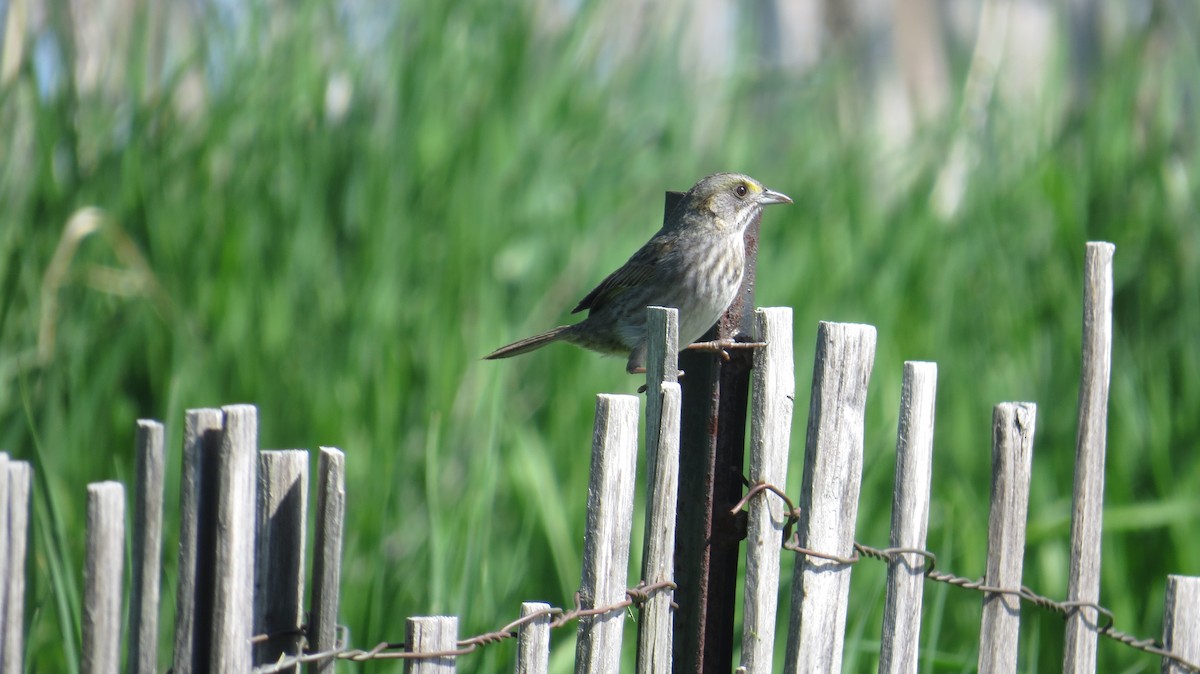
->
637 368 685 394
684 339 768 361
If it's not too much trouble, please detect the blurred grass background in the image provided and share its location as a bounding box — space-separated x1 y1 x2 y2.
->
1 0 1198 671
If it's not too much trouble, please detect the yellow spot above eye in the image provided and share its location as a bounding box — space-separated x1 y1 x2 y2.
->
744 182 762 194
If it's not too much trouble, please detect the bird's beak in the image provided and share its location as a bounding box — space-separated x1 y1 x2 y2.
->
758 188 793 206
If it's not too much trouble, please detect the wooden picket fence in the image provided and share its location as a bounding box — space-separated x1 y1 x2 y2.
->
0 240 1198 674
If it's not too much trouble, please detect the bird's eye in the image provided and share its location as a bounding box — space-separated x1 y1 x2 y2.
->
735 184 748 198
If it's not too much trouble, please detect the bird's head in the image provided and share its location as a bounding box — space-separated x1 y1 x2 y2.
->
679 173 792 234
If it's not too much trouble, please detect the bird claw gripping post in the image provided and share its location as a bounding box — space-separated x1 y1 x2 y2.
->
684 338 769 362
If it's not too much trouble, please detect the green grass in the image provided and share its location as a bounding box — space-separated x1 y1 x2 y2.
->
1 2 1198 672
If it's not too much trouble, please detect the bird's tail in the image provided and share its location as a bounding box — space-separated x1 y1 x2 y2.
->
483 325 573 360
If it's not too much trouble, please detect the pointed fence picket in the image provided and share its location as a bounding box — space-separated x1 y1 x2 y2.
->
516 601 553 674
128 420 165 674
877 361 936 674
1 458 31 674
83 482 125 674
978 402 1037 674
785 321 877 674
576 394 640 674
739 307 794 674
254 450 308 669
1064 242 1115 673
2 240 1198 674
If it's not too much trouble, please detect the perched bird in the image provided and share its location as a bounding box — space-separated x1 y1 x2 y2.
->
485 172 792 373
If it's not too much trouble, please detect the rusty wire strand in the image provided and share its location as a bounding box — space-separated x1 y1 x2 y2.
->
254 483 1198 673
250 580 677 673
733 480 1200 674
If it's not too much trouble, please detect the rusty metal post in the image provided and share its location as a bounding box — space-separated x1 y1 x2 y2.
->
668 190 759 674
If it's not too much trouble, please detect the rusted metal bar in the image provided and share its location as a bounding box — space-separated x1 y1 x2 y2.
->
671 190 759 674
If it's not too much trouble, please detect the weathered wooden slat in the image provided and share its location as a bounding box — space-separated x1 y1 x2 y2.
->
739 307 795 674
0 453 9 666
405 616 459 674
83 482 126 674
127 420 165 674
1063 242 1115 674
784 321 877 674
645 305 681 392
638 300 682 674
514 601 551 674
637 381 681 674
173 408 224 674
879 362 938 674
254 450 309 670
211 404 259 673
306 446 346 674
672 194 762 674
4 461 31 674
978 402 1037 674
1161 575 1200 674
575 394 640 674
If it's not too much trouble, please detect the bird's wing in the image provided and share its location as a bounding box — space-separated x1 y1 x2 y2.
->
571 237 672 314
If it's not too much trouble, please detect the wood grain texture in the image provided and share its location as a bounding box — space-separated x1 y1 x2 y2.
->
739 308 795 674
784 321 877 674
404 616 458 674
173 408 223 674
254 450 309 670
878 362 938 674
0 453 9 668
645 305 681 394
643 303 681 671
211 404 259 673
1161 575 1200 674
3 461 31 674
127 420 165 674
307 447 346 674
978 402 1037 674
637 381 680 674
515 601 552 674
1063 242 1115 673
639 306 679 674
83 482 125 674
575 394 640 674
